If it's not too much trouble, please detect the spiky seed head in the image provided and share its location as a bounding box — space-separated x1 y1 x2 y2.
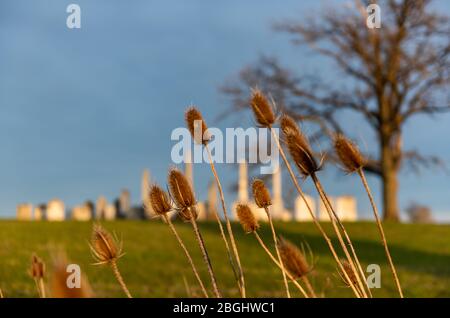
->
280 115 301 137
30 254 45 279
277 237 310 278
339 260 358 287
185 107 210 145
284 130 319 177
236 204 259 233
168 168 196 211
334 134 366 173
250 89 276 127
178 206 198 222
89 224 123 265
51 251 92 298
149 185 172 215
252 179 272 208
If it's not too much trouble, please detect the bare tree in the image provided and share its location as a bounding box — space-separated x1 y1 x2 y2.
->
222 0 450 221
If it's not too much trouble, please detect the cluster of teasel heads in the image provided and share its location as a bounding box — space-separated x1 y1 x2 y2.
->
8 88 403 299
240 88 403 298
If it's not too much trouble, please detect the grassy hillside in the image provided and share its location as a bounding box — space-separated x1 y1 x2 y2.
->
0 220 449 298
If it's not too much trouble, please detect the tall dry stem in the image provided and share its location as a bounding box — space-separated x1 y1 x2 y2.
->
163 214 209 297
311 173 370 298
270 127 361 297
264 206 291 298
358 168 404 298
189 208 222 298
205 145 246 297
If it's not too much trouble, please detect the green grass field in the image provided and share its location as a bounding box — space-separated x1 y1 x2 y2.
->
0 220 449 298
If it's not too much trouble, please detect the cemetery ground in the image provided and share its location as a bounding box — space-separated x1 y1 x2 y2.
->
0 220 449 298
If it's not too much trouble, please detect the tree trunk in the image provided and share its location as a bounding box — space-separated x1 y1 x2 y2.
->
380 139 400 222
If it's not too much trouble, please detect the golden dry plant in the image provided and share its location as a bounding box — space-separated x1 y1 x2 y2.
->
50 251 92 298
168 168 222 298
235 204 309 298
147 184 209 297
89 224 131 298
30 254 46 298
277 237 316 298
251 179 291 298
334 133 403 297
248 91 362 298
185 107 245 298
282 116 370 298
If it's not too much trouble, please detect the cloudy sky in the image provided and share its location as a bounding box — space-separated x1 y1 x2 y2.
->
0 0 449 221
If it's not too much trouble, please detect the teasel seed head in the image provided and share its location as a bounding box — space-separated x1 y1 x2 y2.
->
284 128 319 177
89 224 124 265
30 254 45 279
280 114 301 137
252 179 272 209
236 204 259 233
185 107 210 145
339 260 358 287
168 168 198 220
277 237 311 279
178 206 199 222
149 185 172 215
333 134 366 173
250 89 276 127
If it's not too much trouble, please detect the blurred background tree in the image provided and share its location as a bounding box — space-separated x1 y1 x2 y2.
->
222 0 450 221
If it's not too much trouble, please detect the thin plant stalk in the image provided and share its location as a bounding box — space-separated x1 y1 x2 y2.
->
39 278 46 298
270 128 361 298
301 276 316 298
358 168 404 298
34 277 46 298
182 275 193 297
110 260 132 298
253 232 309 298
311 173 370 298
264 206 291 298
163 214 209 298
0 287 3 298
188 207 222 298
205 145 246 298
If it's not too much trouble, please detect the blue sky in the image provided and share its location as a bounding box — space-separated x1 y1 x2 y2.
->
0 1 449 221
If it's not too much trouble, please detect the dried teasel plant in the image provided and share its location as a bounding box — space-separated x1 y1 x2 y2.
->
168 168 222 298
250 88 276 127
236 204 259 234
50 250 92 298
248 109 361 298
283 124 320 178
89 224 131 298
236 204 309 298
185 107 245 298
251 179 291 298
30 254 46 298
338 260 359 290
185 106 211 145
279 115 369 297
277 237 317 298
333 134 403 298
147 184 209 297
333 134 366 173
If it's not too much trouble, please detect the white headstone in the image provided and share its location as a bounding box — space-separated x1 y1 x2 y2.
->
335 196 358 221
47 199 65 221
17 203 33 221
104 204 117 220
295 194 316 221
